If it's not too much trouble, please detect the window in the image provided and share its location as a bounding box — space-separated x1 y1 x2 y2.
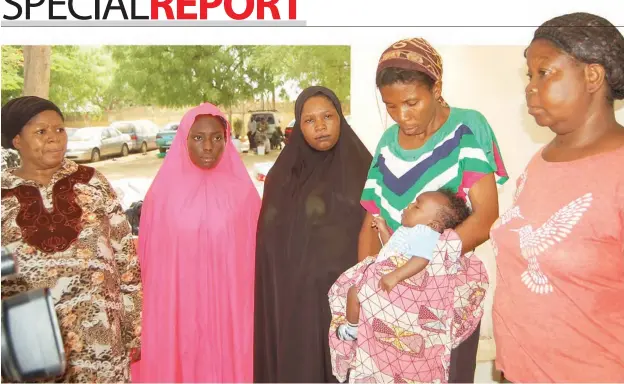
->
108 128 120 138
113 123 135 135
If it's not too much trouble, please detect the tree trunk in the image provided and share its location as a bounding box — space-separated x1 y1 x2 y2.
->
272 86 276 110
242 101 247 134
22 46 52 99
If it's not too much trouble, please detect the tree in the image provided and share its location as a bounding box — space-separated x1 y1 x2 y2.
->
1 46 114 112
2 45 352 112
49 46 111 113
250 46 351 105
278 88 290 102
22 46 52 99
108 46 256 110
108 45 351 111
1 46 23 104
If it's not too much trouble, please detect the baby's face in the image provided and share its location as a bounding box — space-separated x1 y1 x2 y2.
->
401 192 448 227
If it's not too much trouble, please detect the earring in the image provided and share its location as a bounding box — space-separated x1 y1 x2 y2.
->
527 88 538 94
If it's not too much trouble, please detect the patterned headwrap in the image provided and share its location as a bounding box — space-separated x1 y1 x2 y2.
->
1 96 64 149
376 38 448 106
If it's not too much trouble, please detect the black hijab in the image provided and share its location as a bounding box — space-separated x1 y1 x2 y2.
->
259 86 373 261
254 86 373 382
264 86 371 200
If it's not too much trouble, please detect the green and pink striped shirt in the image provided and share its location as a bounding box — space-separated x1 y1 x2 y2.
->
361 107 508 230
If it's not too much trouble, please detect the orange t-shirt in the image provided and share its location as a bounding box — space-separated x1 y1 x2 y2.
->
491 146 624 383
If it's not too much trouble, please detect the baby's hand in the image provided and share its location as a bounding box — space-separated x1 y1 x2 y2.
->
378 272 400 293
372 216 389 234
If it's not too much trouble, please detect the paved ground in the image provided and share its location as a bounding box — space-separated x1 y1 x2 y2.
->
90 149 281 181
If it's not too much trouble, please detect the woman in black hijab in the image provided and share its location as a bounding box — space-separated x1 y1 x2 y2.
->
254 86 373 383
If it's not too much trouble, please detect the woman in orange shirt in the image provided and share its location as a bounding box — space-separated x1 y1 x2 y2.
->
491 12 624 382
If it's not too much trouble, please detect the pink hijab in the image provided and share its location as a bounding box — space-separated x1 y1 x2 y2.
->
132 103 261 382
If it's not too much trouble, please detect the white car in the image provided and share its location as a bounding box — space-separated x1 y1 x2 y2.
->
66 126 134 163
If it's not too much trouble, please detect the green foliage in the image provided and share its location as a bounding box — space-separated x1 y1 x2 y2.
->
1 46 24 104
233 118 243 137
107 45 256 108
1 46 112 112
49 46 110 113
251 46 351 103
2 45 352 112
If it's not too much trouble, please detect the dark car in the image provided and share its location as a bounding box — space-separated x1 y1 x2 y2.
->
111 120 160 154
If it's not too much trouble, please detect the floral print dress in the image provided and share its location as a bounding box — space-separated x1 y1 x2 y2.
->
1 160 142 383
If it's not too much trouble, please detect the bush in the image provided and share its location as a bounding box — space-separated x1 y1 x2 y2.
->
233 118 243 137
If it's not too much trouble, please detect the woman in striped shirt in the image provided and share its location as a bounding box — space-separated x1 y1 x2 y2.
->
358 38 508 382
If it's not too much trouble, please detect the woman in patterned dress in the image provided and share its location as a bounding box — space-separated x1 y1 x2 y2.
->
357 38 509 382
1 96 142 383
491 12 624 383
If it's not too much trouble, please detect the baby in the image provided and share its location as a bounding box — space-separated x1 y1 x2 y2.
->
337 189 471 341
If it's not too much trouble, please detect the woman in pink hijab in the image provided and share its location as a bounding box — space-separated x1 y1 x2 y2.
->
131 103 261 382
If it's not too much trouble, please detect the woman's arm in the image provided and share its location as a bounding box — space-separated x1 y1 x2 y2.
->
358 212 382 261
454 173 500 254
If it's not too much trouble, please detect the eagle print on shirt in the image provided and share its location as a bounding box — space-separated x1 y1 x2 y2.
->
511 193 593 294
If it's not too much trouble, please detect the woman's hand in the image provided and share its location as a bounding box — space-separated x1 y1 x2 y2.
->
455 173 500 253
358 212 383 261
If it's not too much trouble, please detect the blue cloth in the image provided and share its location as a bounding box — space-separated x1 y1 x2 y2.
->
376 224 442 262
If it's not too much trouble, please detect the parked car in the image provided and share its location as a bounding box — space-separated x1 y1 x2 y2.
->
284 115 352 144
65 126 133 162
161 122 180 132
249 110 282 151
156 123 179 154
249 111 281 134
111 120 160 154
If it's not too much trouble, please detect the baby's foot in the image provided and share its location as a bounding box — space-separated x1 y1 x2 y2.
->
337 322 358 341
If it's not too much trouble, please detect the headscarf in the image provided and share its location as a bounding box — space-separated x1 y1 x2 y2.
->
264 86 372 197
254 86 372 381
376 37 448 106
532 12 624 100
135 102 261 382
1 96 64 149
